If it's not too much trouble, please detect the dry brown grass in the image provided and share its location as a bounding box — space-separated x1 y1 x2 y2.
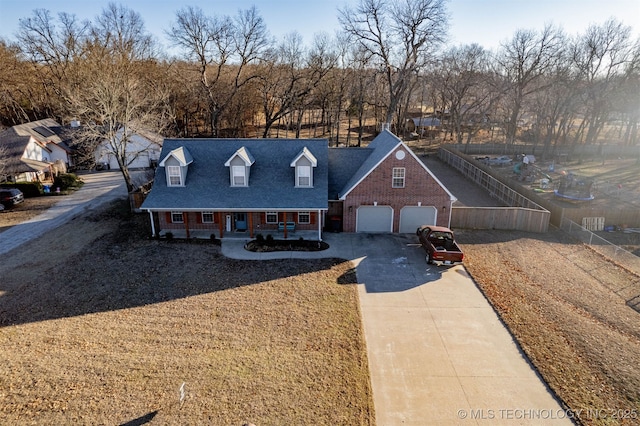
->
457 229 640 426
0 195 61 231
0 201 374 425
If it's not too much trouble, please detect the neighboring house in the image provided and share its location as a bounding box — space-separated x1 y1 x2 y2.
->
95 128 163 170
0 119 74 182
141 129 456 240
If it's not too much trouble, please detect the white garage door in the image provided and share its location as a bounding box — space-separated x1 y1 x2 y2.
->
356 206 393 232
399 206 437 233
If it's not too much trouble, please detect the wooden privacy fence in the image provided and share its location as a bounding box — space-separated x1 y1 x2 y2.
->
452 207 550 233
439 147 550 233
440 146 640 229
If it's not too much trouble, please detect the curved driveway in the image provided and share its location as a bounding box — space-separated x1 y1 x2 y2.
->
223 233 573 425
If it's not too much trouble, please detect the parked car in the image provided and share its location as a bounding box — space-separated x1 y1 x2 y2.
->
416 225 464 265
0 188 24 208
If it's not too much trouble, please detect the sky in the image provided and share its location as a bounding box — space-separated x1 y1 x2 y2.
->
0 0 638 53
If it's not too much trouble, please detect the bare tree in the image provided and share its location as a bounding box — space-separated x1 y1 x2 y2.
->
496 24 565 147
168 5 269 137
571 18 637 145
0 41 34 124
433 44 493 146
17 9 89 119
70 3 170 192
339 0 448 129
257 32 336 138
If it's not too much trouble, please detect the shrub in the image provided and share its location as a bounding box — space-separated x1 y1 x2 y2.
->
265 234 274 246
165 232 174 240
256 234 265 242
53 173 83 191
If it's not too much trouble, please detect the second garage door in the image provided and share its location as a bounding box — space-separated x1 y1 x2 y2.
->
356 206 393 232
399 206 437 233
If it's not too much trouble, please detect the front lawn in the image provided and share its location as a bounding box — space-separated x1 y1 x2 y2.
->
0 201 374 425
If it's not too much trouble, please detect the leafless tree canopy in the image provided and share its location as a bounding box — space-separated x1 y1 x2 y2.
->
1 2 638 163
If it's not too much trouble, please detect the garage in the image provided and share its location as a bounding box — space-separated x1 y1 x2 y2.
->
356 205 393 232
399 206 437 233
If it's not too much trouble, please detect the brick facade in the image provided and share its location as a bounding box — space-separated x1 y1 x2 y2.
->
342 146 451 232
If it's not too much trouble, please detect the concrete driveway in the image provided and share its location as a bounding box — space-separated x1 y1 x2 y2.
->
348 234 572 425
223 233 573 425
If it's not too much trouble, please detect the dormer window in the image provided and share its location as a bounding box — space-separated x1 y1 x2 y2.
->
232 165 246 186
290 147 317 188
167 166 182 186
159 146 193 187
297 165 311 187
225 146 254 187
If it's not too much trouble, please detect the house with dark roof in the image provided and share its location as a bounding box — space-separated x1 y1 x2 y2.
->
141 129 456 240
0 119 75 182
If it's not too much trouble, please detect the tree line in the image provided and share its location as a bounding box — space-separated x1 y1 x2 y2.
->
0 1 638 190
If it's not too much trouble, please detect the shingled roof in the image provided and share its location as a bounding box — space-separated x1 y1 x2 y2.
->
141 138 329 211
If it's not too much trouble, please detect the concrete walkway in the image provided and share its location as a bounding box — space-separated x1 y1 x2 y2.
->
223 233 574 425
0 171 127 255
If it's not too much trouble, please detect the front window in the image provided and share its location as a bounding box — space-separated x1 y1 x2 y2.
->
297 165 311 187
171 211 184 223
168 166 182 186
266 212 278 224
232 165 246 186
392 167 405 188
202 212 214 223
298 211 310 224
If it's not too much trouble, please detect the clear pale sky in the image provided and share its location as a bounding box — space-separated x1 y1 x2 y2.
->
0 0 638 53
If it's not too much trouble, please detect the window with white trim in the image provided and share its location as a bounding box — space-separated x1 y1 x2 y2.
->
168 166 182 186
202 212 214 223
171 211 184 223
266 212 278 224
232 165 246 186
298 211 310 224
392 167 405 188
297 165 311 187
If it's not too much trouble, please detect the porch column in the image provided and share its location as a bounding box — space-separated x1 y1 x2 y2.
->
248 212 254 238
183 211 190 239
218 212 224 238
148 210 156 237
283 212 288 239
317 209 322 241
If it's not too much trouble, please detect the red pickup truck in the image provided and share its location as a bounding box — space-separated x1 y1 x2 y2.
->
416 225 464 265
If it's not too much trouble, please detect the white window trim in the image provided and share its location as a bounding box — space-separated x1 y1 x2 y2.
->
392 167 406 188
298 211 310 224
202 212 214 223
232 165 246 186
167 166 182 186
266 211 278 224
171 211 184 223
296 165 312 187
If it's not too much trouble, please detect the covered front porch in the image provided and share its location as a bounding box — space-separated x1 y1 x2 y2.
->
148 209 327 241
157 228 322 241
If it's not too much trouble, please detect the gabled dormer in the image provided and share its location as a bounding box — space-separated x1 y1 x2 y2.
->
159 146 193 187
290 147 317 187
224 146 255 187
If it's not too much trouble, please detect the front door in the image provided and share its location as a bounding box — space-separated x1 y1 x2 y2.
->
234 213 247 231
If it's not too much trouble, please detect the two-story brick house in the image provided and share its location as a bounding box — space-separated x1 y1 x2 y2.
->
140 129 456 239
